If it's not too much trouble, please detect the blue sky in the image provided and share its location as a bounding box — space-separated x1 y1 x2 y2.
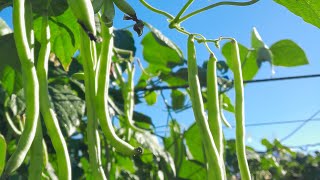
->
1 1 320 151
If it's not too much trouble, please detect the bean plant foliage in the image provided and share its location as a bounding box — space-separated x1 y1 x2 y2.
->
0 0 318 179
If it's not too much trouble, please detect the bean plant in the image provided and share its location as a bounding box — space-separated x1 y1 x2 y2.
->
0 0 313 179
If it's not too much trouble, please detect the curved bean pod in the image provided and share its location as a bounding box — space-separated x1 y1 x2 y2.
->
36 6 71 179
2 0 40 176
96 20 142 156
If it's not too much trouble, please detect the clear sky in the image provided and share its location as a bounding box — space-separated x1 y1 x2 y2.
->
1 1 320 151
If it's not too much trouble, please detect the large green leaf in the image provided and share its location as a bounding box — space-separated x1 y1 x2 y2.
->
33 8 80 70
141 25 184 73
0 134 6 176
178 159 206 179
0 33 21 72
270 39 308 67
273 0 320 29
185 123 204 162
222 42 258 81
48 84 85 136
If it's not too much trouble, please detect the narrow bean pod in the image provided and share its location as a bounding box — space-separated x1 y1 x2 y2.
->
230 39 251 180
187 35 224 180
28 121 43 180
36 5 72 179
96 19 142 156
207 53 223 157
67 0 97 40
2 0 40 176
80 25 107 179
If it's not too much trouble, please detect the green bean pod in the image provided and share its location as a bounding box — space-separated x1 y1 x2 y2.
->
3 0 40 176
230 39 251 180
80 24 107 179
187 35 224 180
28 120 43 180
67 0 96 38
96 20 142 156
207 53 223 156
36 6 72 179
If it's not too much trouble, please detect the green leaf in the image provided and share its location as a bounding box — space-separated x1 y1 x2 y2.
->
222 42 259 81
31 0 68 16
185 123 204 162
170 89 185 111
114 29 136 58
144 91 157 106
33 9 80 70
221 93 234 113
0 66 15 95
0 33 21 73
132 111 154 129
0 0 11 11
0 18 12 36
145 23 184 58
49 84 85 136
141 26 184 72
251 27 264 49
273 0 320 29
0 134 6 176
270 39 308 67
178 159 206 179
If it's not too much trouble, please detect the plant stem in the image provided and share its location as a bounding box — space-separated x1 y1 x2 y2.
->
139 0 174 19
169 0 194 28
178 0 260 24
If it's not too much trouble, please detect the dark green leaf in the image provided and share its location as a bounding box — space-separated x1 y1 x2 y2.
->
145 91 157 106
132 111 154 127
31 0 68 16
48 84 85 136
0 0 11 11
170 90 185 111
114 29 136 58
0 33 21 73
273 0 320 29
270 39 308 67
